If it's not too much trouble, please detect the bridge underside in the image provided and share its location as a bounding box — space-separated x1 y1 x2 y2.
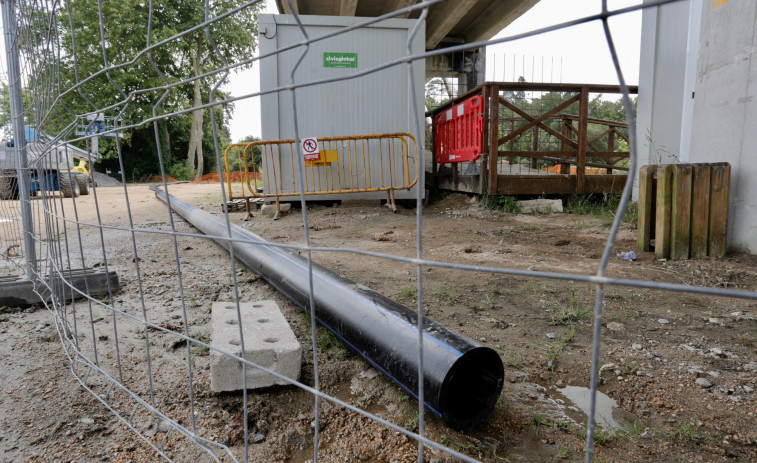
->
274 0 540 50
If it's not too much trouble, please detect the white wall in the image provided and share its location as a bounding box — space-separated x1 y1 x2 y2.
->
689 0 757 253
634 0 698 200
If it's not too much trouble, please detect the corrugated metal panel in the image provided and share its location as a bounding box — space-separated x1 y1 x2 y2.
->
259 14 425 200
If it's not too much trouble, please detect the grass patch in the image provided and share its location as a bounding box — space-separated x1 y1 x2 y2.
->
564 193 638 228
550 292 591 325
505 352 524 369
397 285 418 301
543 325 576 371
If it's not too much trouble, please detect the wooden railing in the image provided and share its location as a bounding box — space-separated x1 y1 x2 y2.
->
429 82 638 196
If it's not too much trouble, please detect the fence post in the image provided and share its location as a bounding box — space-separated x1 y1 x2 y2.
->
2 0 37 280
576 87 589 193
487 83 499 195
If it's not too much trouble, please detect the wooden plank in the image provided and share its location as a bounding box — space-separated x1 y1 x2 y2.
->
576 87 589 193
488 84 499 195
655 164 674 258
636 165 655 252
583 175 627 194
708 162 731 257
560 119 572 174
607 130 615 174
496 175 575 195
497 94 580 146
690 164 711 258
670 164 693 260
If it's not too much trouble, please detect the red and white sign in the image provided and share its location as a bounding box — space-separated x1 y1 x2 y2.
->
301 137 320 161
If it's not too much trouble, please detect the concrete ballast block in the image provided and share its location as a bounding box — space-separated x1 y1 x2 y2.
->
210 300 301 392
516 198 564 213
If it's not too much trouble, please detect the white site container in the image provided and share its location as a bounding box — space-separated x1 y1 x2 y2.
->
258 14 425 201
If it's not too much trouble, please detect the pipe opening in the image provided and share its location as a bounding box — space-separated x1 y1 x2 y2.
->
440 347 504 429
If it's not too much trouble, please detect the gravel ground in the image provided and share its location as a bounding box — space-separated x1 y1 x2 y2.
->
0 184 755 462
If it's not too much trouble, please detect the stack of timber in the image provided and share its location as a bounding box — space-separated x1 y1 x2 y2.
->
637 163 730 259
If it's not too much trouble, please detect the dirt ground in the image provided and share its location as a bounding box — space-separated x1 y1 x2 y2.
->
0 183 755 462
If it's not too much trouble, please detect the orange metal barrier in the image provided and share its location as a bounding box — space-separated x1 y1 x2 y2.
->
224 133 418 218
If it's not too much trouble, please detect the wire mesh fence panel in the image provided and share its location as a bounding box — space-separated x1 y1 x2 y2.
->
1 0 755 462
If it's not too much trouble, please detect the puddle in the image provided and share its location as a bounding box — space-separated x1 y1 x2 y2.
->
552 385 636 430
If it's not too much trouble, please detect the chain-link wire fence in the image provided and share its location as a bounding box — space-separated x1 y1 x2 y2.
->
1 0 755 462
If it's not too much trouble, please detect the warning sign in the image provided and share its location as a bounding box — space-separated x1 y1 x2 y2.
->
301 137 320 161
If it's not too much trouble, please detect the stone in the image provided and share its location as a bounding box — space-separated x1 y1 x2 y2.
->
515 198 564 213
708 318 721 324
250 434 265 444
632 343 643 351
658 318 670 324
210 301 301 392
730 311 744 318
607 322 625 332
546 333 556 339
743 386 754 393
710 347 724 357
695 378 713 388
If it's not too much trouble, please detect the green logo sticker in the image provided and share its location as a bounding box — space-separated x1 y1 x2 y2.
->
323 52 358 68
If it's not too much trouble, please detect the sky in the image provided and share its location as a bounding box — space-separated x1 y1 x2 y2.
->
226 0 643 142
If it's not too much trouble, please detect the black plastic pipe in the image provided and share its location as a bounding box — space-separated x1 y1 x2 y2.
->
154 188 504 429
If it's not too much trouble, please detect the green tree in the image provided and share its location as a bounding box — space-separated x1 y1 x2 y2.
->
54 0 261 179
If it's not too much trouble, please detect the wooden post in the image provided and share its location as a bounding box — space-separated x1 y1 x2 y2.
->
607 129 615 174
670 164 693 260
531 126 539 170
560 119 571 174
509 120 515 165
576 87 589 193
480 85 489 195
690 163 711 258
488 83 500 195
708 162 730 257
636 165 655 252
655 164 674 258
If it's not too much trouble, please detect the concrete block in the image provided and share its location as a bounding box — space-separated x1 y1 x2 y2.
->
260 203 291 217
210 300 301 392
516 198 564 213
0 268 119 307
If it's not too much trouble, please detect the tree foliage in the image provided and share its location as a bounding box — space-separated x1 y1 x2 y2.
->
2 0 261 180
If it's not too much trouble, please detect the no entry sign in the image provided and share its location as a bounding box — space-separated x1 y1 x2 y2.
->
301 137 320 161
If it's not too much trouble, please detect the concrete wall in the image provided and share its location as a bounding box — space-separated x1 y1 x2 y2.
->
689 0 757 253
634 0 699 200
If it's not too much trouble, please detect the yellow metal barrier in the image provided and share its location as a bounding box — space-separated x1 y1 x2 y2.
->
223 133 418 218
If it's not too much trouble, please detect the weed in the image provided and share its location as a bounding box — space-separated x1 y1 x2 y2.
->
317 329 349 359
497 196 521 213
191 335 210 357
573 219 588 231
497 391 510 411
456 441 483 459
555 445 571 459
440 435 451 446
530 412 547 436
405 413 419 432
397 285 418 301
505 352 524 369
550 292 590 325
518 223 539 231
543 325 576 371
626 361 639 375
563 193 638 228
675 421 703 444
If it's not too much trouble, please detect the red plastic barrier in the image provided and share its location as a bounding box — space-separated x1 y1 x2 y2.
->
434 95 484 164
